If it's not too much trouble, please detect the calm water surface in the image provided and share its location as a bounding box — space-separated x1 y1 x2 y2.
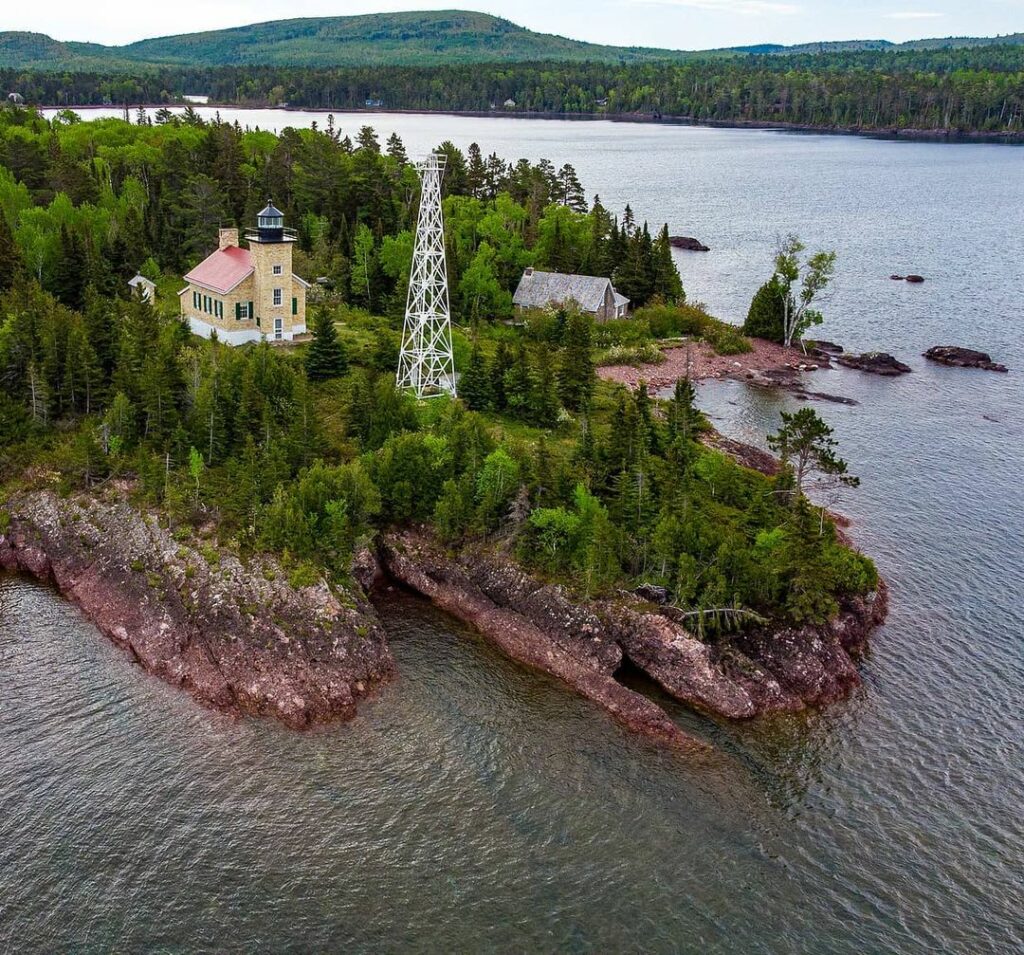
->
8 111 1024 953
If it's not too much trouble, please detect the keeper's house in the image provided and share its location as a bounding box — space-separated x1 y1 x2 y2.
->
179 202 308 345
512 267 628 321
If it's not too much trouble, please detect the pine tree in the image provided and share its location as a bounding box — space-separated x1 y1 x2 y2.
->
385 133 408 164
489 339 512 411
0 212 23 292
667 375 697 445
634 380 659 455
556 164 587 212
530 345 560 428
584 195 613 276
305 310 349 381
743 274 788 344
466 143 486 198
63 321 103 415
503 341 533 420
652 224 685 303
557 310 595 412
53 225 86 311
459 339 492 411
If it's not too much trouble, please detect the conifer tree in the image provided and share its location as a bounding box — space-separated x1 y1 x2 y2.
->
743 274 787 343
63 322 103 415
652 224 685 303
667 375 697 446
53 225 86 311
489 339 512 411
459 339 492 411
305 310 349 381
573 415 600 487
385 132 408 165
503 341 533 420
466 143 486 198
556 164 587 212
0 212 22 292
530 345 560 429
557 310 595 412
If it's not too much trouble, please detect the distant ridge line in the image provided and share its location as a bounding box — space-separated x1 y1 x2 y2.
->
0 11 1021 71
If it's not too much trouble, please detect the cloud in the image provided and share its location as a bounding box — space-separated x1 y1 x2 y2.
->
633 0 800 14
882 11 945 19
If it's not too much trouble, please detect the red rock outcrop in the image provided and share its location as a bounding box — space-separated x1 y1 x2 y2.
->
379 529 888 739
0 490 394 728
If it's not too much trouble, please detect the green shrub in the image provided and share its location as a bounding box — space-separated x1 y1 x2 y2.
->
595 343 665 367
592 317 653 348
288 562 320 590
705 324 753 355
630 302 751 355
743 275 787 343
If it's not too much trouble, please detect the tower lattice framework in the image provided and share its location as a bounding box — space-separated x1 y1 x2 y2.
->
396 152 456 398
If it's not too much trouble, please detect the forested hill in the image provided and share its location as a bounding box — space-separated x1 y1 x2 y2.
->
1 11 1022 70
9 42 1023 136
0 12 687 70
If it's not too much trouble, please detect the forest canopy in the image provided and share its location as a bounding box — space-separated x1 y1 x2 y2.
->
4 39 1023 135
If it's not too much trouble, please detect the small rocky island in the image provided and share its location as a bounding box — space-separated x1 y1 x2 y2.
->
837 352 913 375
924 346 1008 372
669 235 711 252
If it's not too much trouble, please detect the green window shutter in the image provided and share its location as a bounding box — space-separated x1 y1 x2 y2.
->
235 302 241 320
249 301 255 324
292 296 297 315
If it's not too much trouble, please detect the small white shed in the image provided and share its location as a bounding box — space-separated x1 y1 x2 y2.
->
128 274 156 302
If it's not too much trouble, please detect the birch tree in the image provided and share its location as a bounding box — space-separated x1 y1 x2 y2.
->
774 235 837 348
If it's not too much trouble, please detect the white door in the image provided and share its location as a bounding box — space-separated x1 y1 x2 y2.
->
274 318 283 341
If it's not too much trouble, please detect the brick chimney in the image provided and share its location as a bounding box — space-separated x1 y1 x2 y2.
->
218 228 239 251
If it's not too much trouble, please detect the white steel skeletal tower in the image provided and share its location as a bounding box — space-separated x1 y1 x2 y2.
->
396 153 456 398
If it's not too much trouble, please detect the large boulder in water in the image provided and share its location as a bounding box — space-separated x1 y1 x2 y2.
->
669 236 710 252
924 346 1008 373
837 352 912 375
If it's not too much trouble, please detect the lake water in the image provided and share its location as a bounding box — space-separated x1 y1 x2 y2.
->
9 110 1024 953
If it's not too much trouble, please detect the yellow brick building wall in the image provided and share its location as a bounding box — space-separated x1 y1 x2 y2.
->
249 241 306 340
179 231 307 343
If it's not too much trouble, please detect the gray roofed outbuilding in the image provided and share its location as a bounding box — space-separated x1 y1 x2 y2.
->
512 269 629 320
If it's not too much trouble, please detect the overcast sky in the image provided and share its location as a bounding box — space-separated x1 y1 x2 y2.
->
7 0 1023 50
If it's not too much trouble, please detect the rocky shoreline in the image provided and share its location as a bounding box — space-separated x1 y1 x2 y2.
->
597 337 826 391
0 488 394 728
1 484 887 749
378 528 888 745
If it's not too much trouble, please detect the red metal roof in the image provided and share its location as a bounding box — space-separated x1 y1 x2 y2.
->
184 246 254 294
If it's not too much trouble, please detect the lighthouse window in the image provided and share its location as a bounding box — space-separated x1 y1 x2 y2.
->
273 264 283 275
273 288 283 306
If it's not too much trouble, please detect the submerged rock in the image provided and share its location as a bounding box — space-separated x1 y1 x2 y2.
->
837 352 912 375
0 490 394 727
669 235 711 252
924 346 1008 373
806 339 845 357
